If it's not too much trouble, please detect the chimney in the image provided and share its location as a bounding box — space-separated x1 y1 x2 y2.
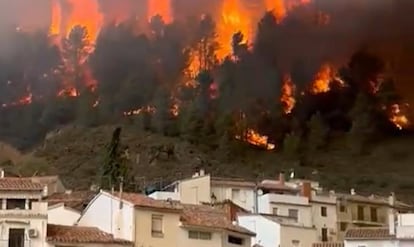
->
350 188 356 195
199 169 205 176
388 192 396 235
278 172 285 185
0 169 4 178
301 182 312 201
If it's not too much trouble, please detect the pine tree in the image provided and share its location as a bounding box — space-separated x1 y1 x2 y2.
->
307 112 327 151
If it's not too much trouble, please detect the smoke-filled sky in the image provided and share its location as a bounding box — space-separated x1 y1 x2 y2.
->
0 0 412 105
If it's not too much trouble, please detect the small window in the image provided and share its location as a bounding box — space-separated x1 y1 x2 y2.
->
357 206 364 221
340 222 347 231
370 207 378 222
228 235 243 245
340 205 346 212
272 207 278 215
321 228 328 242
321 206 327 217
151 215 163 237
188 231 212 240
288 209 299 221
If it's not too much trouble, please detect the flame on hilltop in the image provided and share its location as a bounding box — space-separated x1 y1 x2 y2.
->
389 104 410 130
310 63 344 94
236 129 276 150
265 0 312 23
148 0 172 23
49 0 103 43
217 0 251 60
280 74 296 114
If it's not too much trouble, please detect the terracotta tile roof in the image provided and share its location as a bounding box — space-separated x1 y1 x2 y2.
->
211 177 256 188
345 227 394 240
46 191 97 211
312 242 344 247
111 192 182 211
0 177 44 191
47 224 132 245
337 193 412 209
180 204 255 236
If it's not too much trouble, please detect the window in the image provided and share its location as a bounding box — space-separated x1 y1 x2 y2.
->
188 231 212 240
340 205 346 212
292 240 300 247
151 215 163 237
6 199 25 210
321 206 327 217
228 235 243 245
370 207 378 222
357 206 364 221
340 222 347 231
321 228 328 242
288 209 299 222
232 189 240 200
272 207 278 215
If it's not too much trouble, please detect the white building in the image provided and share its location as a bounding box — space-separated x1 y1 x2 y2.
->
238 213 317 247
0 176 48 247
344 213 414 247
47 203 81 226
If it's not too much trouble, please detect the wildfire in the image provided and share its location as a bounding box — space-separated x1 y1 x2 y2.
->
389 104 410 130
265 0 312 23
1 93 33 108
123 106 156 116
280 74 296 114
58 88 79 97
49 0 103 43
217 0 251 60
147 0 172 23
236 128 276 150
310 63 337 94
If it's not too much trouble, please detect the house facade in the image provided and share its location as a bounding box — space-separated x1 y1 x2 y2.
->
0 176 48 247
47 203 81 226
78 190 254 247
238 213 317 247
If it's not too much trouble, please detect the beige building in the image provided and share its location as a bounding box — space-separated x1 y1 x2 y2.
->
336 192 412 240
78 190 254 247
178 171 257 212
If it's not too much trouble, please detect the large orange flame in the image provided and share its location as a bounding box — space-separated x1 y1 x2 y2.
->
389 103 410 130
236 128 276 150
49 0 103 43
217 0 251 60
147 0 172 23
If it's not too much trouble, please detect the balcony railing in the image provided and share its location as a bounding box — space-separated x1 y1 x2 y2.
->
0 240 31 247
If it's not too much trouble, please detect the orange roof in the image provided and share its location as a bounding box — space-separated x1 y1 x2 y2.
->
47 191 97 211
0 177 44 191
345 227 394 240
180 204 255 236
47 224 132 245
111 192 182 211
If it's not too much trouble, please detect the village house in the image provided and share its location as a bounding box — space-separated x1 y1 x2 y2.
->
46 190 97 226
336 191 412 240
238 213 317 247
77 190 254 247
0 175 48 247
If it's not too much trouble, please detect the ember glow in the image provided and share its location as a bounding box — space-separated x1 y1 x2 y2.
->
310 63 336 94
280 74 296 114
389 104 410 130
124 106 156 116
147 0 172 23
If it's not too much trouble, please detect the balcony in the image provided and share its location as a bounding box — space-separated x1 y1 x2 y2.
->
0 202 47 219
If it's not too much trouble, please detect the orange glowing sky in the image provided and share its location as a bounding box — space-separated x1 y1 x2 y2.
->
147 0 172 23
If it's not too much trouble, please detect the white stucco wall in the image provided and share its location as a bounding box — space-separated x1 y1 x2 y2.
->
77 192 135 242
311 201 338 241
211 186 255 212
238 215 280 247
344 240 397 247
179 175 211 205
48 205 80 226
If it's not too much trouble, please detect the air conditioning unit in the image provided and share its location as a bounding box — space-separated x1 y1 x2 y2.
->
28 229 38 238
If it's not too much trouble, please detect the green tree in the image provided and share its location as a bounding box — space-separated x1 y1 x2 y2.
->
307 112 327 151
283 132 301 159
100 127 128 189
